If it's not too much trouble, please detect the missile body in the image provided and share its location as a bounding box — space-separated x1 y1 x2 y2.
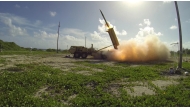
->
100 9 109 27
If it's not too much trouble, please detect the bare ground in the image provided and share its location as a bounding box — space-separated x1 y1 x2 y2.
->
152 80 179 90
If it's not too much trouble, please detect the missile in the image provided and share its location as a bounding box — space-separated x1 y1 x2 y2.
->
99 9 119 49
100 9 110 28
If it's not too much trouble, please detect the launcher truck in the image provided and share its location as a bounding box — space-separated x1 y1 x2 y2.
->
68 44 112 59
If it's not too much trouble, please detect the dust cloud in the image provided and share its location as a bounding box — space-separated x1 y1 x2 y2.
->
106 35 170 62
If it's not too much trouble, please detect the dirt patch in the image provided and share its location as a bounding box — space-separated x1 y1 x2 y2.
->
92 68 103 72
86 81 98 90
125 86 155 97
34 86 48 98
0 54 81 72
0 55 18 58
103 62 115 66
0 54 107 73
109 79 180 97
130 65 140 67
88 60 115 66
59 63 78 71
60 94 77 106
109 80 153 97
68 94 77 101
35 85 65 99
105 83 121 97
111 79 148 87
78 66 104 73
35 85 77 106
4 64 17 69
43 55 82 63
1 55 41 70
75 71 92 75
0 64 5 71
0 64 4 66
109 86 120 97
164 75 188 80
152 80 179 90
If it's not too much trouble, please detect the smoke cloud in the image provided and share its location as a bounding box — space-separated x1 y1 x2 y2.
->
106 34 170 62
103 19 171 62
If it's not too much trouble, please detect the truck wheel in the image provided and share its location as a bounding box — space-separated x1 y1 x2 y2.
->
74 53 80 58
81 53 87 59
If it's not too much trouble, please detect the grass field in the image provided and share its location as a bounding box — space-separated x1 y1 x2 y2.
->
0 51 190 107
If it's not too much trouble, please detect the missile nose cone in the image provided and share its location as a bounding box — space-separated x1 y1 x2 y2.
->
100 9 102 13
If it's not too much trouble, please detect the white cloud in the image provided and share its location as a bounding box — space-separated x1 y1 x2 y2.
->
156 32 163 36
91 31 108 41
0 15 47 38
65 35 79 41
61 28 86 38
15 4 20 8
62 35 92 47
139 23 143 26
114 27 127 35
0 17 28 37
98 18 127 36
136 27 154 37
34 20 42 26
98 19 111 33
144 19 151 26
136 19 163 37
170 25 177 30
34 30 57 39
163 1 172 3
121 30 127 35
50 11 56 17
10 25 28 37
0 13 46 29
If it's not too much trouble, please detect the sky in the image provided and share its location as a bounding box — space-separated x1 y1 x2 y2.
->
0 0 190 51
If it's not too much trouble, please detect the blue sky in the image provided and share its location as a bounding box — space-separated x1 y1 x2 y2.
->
0 1 189 51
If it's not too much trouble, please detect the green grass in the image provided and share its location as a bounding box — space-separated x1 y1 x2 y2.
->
0 58 6 64
0 51 59 55
0 40 25 51
0 52 190 106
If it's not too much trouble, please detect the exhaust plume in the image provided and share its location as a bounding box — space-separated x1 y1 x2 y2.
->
97 18 170 62
106 34 170 62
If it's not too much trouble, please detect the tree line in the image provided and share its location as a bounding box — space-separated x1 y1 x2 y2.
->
170 48 190 55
